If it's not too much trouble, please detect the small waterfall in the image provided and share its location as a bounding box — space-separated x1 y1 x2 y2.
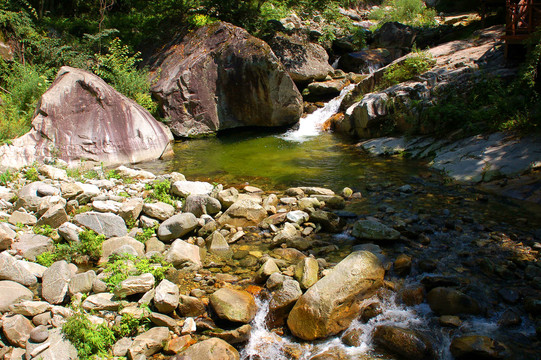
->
280 84 355 143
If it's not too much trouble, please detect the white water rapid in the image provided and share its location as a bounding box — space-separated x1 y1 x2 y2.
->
280 84 355 143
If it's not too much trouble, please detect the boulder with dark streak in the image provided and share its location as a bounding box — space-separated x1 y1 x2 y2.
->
150 22 303 137
0 66 173 170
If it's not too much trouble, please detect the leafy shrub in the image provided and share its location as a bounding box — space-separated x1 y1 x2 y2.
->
36 229 106 266
135 225 158 243
62 313 116 359
113 313 150 338
24 166 40 182
101 254 172 291
0 169 13 186
369 0 437 27
33 224 55 237
382 50 435 86
144 179 175 205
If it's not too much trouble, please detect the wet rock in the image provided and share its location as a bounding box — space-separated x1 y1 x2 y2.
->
374 325 435 360
178 295 206 317
154 279 180 314
172 337 240 360
0 280 33 312
401 286 425 306
498 309 522 327
450 335 509 359
294 257 319 290
427 287 481 316
165 239 203 269
342 326 364 347
210 324 252 344
272 222 301 247
12 233 53 261
439 315 462 327
128 326 171 359
151 22 302 138
209 288 257 324
74 211 127 238
421 275 460 291
218 199 267 227
2 314 34 348
287 251 385 340
360 301 383 322
394 254 412 276
158 213 199 242
114 273 155 298
207 231 231 257
29 325 49 343
255 258 281 283
0 251 38 287
273 248 306 263
352 219 400 241
101 236 145 260
143 202 175 221
268 279 302 327
42 260 72 304
309 210 344 233
184 195 221 217
286 210 310 225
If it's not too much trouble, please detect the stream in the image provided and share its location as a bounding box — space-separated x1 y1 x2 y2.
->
137 87 541 360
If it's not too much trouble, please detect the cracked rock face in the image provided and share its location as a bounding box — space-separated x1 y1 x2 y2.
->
0 66 173 170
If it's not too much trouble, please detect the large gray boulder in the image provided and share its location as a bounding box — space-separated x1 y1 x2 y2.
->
165 239 203 269
218 199 267 227
0 280 33 312
352 219 400 241
173 337 240 360
154 279 179 314
150 21 302 137
74 211 127 238
12 234 54 261
268 32 333 83
42 260 72 304
0 251 38 287
184 195 221 217
0 66 173 169
2 314 34 348
287 251 385 340
157 213 199 242
114 273 155 298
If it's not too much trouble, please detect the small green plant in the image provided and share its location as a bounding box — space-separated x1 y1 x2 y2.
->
62 313 116 359
66 167 82 180
144 179 175 205
105 169 122 180
83 169 100 180
0 169 13 186
36 229 106 265
101 254 172 291
36 251 57 267
382 50 435 86
78 229 106 261
33 224 55 237
24 166 39 182
369 0 437 27
113 313 150 338
135 225 157 243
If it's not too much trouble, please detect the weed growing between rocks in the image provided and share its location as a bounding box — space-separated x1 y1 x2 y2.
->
369 0 438 28
382 49 435 86
145 179 177 205
62 312 116 359
0 169 13 185
36 229 106 266
135 225 158 243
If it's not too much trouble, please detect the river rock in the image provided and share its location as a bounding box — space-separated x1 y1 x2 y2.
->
217 187 239 209
154 279 179 314
68 270 96 295
268 278 303 327
0 251 38 287
158 213 199 242
309 210 344 233
9 301 51 317
25 328 78 360
114 273 155 298
286 210 309 225
42 260 72 304
272 222 301 247
373 21 416 49
3 314 34 348
29 325 49 343
207 231 231 257
128 327 171 359
173 337 240 360
268 32 333 83
184 195 221 217
427 287 481 315
12 233 53 261
92 199 122 213
37 195 66 217
306 79 348 97
294 257 319 290
0 280 33 312
101 236 145 261
171 181 214 197
287 251 385 340
165 239 203 269
218 199 267 227
143 202 175 221
36 203 68 228
119 197 144 223
38 164 67 180
82 292 120 311
150 21 302 137
210 324 252 344
352 219 400 241
74 211 127 238
9 210 37 226
178 295 206 317
373 325 435 360
450 335 509 359
209 288 257 324
14 182 47 212
0 66 173 169
0 226 14 250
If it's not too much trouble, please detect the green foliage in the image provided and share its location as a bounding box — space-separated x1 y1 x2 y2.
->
35 251 56 267
78 229 107 260
382 50 435 86
113 313 150 338
0 169 13 186
33 224 55 237
369 0 437 27
62 313 116 359
36 229 106 265
135 225 157 243
101 254 172 291
23 166 39 182
93 38 156 113
144 179 175 205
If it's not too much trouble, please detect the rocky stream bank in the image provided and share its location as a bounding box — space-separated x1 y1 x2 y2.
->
0 162 540 359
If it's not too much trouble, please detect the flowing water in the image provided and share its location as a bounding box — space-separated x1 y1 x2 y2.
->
137 88 541 360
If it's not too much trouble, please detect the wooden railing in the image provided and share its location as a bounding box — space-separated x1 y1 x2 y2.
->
506 0 541 38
